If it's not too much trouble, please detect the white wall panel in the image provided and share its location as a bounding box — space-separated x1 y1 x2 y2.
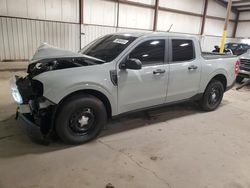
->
62 0 79 22
0 0 7 15
84 0 117 26
119 4 154 30
207 0 236 20
159 0 203 14
45 0 62 21
0 0 79 23
204 18 234 37
27 0 46 19
7 0 28 17
0 17 80 61
236 22 250 38
240 39 250 45
158 11 201 34
81 25 116 48
239 12 250 20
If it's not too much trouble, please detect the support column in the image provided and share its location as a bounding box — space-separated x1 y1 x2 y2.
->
116 0 120 30
153 0 159 31
219 0 232 53
79 0 83 49
200 0 208 35
79 0 83 24
232 11 239 38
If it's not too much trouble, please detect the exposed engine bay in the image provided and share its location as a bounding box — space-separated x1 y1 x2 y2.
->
27 57 104 78
27 43 105 77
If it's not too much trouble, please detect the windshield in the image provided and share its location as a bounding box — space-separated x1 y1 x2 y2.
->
80 35 137 62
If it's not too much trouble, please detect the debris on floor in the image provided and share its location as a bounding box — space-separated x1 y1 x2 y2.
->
106 183 115 188
236 79 250 90
150 156 158 161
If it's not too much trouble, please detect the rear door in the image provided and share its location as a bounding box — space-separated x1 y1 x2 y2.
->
166 38 201 102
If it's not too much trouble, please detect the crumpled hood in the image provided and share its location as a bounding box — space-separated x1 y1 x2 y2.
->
31 43 83 63
27 43 105 78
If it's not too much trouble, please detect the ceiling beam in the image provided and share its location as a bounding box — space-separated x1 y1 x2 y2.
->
239 19 250 22
233 5 250 8
232 0 250 4
215 0 238 13
239 9 250 12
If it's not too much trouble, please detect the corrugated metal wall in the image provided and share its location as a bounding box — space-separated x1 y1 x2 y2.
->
81 24 152 47
81 25 117 47
0 17 80 61
0 0 246 61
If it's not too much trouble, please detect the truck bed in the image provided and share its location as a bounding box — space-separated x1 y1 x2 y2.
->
202 52 236 60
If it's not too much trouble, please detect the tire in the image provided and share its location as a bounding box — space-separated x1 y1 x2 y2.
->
200 80 224 111
55 94 107 144
236 76 244 83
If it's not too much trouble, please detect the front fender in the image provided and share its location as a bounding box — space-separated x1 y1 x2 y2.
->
42 82 117 116
33 64 118 116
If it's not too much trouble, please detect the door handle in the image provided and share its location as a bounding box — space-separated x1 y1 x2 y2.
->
153 69 166 74
188 65 198 70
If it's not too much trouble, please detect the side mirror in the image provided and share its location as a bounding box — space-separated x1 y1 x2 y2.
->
120 58 142 70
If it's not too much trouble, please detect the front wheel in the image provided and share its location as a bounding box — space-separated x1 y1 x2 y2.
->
200 80 224 111
55 94 107 144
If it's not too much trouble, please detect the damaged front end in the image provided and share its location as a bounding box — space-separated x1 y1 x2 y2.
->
11 43 105 144
11 75 55 144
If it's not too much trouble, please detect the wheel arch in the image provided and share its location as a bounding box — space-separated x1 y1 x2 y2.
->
54 89 112 120
209 74 227 91
49 89 112 133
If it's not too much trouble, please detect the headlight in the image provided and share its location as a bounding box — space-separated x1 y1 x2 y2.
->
10 76 23 104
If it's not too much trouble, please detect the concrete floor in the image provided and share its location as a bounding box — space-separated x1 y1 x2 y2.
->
0 68 250 188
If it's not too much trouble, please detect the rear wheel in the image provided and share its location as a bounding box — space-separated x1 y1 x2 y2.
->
55 94 107 144
236 76 244 83
200 80 224 111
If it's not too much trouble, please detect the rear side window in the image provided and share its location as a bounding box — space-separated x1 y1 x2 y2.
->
172 39 195 62
129 39 165 65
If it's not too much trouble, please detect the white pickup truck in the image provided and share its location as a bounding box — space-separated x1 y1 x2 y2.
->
11 32 239 144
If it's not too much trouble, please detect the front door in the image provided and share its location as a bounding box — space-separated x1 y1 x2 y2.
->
117 38 169 114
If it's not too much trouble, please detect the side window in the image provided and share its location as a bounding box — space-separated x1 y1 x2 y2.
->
129 39 165 65
172 39 195 62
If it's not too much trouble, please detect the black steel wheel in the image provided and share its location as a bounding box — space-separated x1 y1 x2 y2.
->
68 107 95 135
200 80 224 111
55 94 107 144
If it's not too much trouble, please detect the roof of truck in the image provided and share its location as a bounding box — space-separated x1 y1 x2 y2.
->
112 32 197 39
